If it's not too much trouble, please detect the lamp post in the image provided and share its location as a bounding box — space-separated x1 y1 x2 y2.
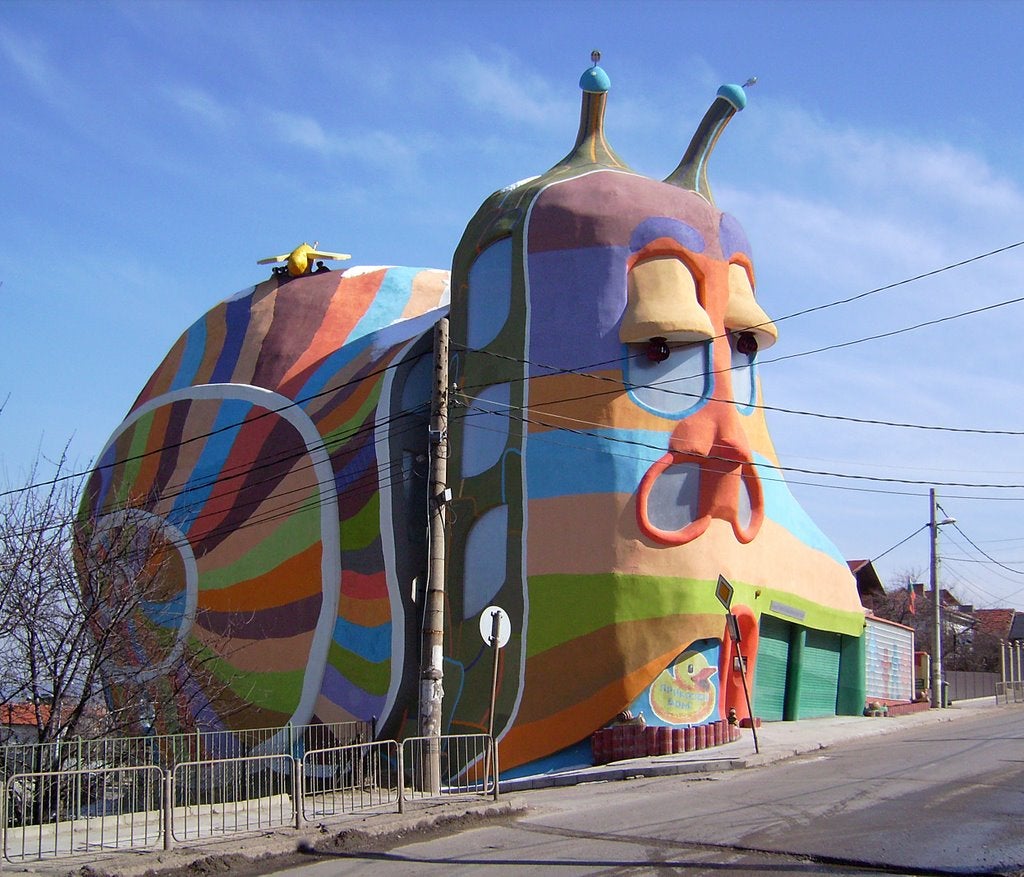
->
929 488 955 709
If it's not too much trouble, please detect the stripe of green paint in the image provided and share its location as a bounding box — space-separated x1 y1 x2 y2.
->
756 589 864 637
327 641 390 696
526 573 864 658
115 413 155 507
526 573 711 657
340 491 381 552
320 380 384 450
194 646 303 714
199 502 321 591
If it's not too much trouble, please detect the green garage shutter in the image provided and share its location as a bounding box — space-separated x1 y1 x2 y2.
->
798 629 842 718
754 615 790 721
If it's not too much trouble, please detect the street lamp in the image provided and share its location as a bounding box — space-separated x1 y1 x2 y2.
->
929 487 956 709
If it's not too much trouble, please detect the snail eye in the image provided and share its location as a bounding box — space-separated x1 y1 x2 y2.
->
736 331 758 356
729 331 757 415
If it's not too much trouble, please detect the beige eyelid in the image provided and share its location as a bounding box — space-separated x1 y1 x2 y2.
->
619 257 715 344
725 263 777 348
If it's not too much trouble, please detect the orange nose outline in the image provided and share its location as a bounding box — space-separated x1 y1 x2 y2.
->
636 394 764 546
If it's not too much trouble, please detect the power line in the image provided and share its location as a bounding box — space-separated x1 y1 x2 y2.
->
457 395 1024 490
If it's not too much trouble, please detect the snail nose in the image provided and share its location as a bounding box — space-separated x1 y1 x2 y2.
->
620 257 714 345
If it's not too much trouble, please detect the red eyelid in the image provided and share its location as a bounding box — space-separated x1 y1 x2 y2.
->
729 252 756 289
627 238 706 281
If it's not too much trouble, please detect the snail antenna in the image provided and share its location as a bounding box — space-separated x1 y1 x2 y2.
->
664 83 749 203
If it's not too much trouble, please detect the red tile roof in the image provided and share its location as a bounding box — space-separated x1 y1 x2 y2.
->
1 703 51 727
974 608 1015 639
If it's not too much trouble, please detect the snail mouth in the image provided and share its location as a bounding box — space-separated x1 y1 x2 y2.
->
637 453 763 546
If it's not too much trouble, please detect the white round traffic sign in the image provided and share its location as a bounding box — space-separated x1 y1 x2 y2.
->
479 605 511 648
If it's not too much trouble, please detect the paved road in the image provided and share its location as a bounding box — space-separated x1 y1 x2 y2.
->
275 709 1024 875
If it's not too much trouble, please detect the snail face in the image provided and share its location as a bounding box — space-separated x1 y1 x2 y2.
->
525 169 779 568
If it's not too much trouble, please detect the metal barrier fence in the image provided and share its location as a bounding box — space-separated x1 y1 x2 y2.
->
0 719 371 782
3 764 163 862
1 731 497 863
995 681 1024 704
302 740 401 820
172 753 295 842
402 734 497 802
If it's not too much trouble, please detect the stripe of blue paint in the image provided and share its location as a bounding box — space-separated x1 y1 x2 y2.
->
169 319 209 392
169 398 252 532
348 267 419 342
210 296 252 384
525 436 846 565
332 617 392 663
320 664 385 717
755 454 846 564
295 335 372 405
141 593 186 629
526 429 664 498
334 435 376 494
94 443 118 509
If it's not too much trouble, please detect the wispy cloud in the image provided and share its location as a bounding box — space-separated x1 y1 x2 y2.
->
764 104 1024 216
265 109 424 172
0 27 60 93
435 48 574 127
163 84 236 131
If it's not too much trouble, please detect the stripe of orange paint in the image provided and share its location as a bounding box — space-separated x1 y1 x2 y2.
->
400 269 449 320
340 597 392 628
185 410 281 545
134 337 185 411
199 542 322 611
497 645 681 770
527 371 697 433
133 403 173 498
279 271 386 390
232 286 279 385
194 305 228 386
190 626 314 672
314 369 383 436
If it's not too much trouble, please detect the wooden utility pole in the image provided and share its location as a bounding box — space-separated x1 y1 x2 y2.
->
418 316 449 793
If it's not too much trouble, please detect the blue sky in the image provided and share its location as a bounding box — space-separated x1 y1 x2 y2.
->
3 0 1024 609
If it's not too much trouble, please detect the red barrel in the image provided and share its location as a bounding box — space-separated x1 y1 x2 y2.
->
626 724 643 758
611 725 625 761
684 726 696 751
672 728 686 753
695 725 706 749
656 726 672 755
644 726 659 757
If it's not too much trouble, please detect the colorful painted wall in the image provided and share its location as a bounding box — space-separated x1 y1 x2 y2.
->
77 60 865 774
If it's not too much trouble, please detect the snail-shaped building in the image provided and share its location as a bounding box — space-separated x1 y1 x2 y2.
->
78 60 866 775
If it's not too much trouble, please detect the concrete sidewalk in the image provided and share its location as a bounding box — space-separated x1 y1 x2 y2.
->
15 697 1016 877
503 696 1008 791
